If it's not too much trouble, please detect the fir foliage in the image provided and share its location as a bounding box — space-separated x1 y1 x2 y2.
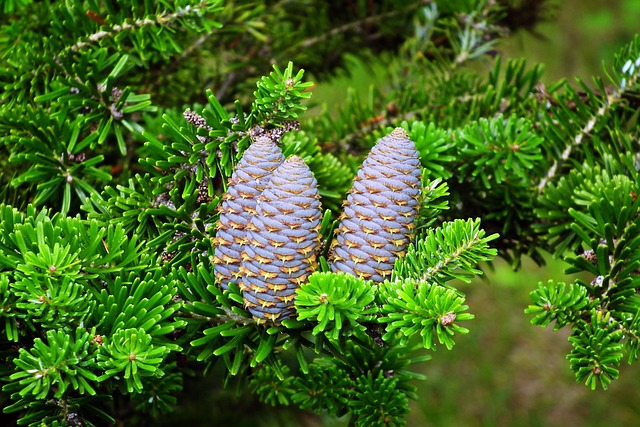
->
2 1 640 426
295 272 377 340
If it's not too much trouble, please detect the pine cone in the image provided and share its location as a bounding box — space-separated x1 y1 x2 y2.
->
212 136 284 290
329 128 421 283
240 155 322 324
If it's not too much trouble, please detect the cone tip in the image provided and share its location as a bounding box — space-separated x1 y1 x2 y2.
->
389 127 409 140
253 135 277 145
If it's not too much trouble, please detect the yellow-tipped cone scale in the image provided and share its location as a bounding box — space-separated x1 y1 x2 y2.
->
212 136 284 290
239 155 322 324
329 128 422 283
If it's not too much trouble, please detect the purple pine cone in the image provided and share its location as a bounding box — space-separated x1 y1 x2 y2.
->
240 155 322 324
212 136 284 290
329 128 421 283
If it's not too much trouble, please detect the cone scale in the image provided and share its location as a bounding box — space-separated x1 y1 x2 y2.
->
212 136 284 290
239 155 322 324
329 128 422 283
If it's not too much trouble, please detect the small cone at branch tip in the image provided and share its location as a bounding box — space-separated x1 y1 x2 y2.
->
240 155 322 324
212 136 284 290
329 128 422 283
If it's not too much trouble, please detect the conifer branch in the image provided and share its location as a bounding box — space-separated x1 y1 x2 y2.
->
295 3 421 50
537 47 640 193
70 3 217 52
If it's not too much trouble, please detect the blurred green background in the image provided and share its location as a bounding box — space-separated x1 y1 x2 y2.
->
501 0 640 83
163 1 640 426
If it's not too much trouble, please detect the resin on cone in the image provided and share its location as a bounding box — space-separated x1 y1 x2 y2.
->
212 136 284 290
239 155 322 324
329 128 421 283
